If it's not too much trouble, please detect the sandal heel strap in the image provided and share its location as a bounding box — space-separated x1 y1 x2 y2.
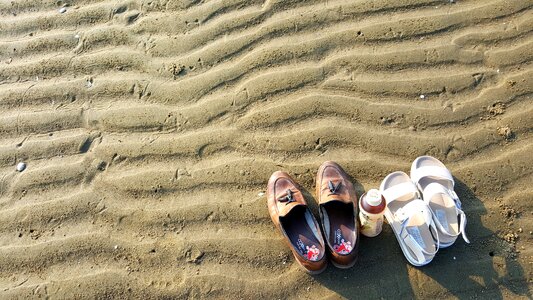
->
412 166 454 187
382 182 419 205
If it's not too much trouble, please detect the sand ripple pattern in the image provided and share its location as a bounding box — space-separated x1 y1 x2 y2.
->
1 0 532 298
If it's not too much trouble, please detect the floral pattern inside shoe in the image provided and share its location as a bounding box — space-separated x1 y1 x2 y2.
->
333 229 353 254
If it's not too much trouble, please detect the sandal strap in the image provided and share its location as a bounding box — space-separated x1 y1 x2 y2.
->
397 201 440 264
382 182 419 204
400 223 439 256
452 191 470 243
411 166 454 187
423 183 470 243
402 229 428 264
458 209 470 243
394 199 431 225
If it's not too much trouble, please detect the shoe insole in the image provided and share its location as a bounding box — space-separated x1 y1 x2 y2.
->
321 201 356 255
280 206 324 261
429 194 459 244
392 214 438 263
405 214 437 254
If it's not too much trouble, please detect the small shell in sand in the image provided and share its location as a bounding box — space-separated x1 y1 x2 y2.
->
16 162 26 172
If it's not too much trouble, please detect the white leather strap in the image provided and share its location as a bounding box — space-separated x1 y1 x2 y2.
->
402 230 427 264
411 166 454 187
406 199 431 216
394 199 432 226
428 218 440 254
422 182 453 205
397 202 440 264
382 182 419 204
458 209 470 243
452 191 469 243
423 183 470 243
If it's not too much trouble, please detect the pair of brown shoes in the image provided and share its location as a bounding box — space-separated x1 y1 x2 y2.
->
267 161 359 274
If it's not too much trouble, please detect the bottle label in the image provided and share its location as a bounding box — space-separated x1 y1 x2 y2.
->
359 210 383 237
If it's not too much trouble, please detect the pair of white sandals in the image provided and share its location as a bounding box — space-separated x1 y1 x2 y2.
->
380 156 470 266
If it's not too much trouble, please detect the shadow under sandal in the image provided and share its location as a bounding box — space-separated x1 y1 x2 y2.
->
411 156 470 248
316 161 359 269
267 171 327 274
380 171 439 267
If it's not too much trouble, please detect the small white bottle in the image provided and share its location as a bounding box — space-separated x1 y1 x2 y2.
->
359 189 386 237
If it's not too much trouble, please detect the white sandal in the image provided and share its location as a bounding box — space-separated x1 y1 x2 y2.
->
410 156 470 248
380 171 439 266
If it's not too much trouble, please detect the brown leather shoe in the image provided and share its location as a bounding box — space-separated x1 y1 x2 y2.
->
315 161 359 268
267 171 327 274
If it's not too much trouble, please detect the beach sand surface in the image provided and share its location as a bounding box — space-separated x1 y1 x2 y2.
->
0 0 532 298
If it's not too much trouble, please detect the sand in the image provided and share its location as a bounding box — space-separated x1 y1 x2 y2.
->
0 0 532 298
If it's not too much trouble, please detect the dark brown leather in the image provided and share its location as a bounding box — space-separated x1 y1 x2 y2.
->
267 171 327 274
315 161 359 268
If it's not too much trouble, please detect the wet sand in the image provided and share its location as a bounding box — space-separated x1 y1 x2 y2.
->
0 0 532 298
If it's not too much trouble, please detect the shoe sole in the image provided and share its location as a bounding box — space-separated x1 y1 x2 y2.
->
330 256 358 269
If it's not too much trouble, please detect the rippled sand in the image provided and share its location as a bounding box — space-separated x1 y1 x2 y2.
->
0 0 532 298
